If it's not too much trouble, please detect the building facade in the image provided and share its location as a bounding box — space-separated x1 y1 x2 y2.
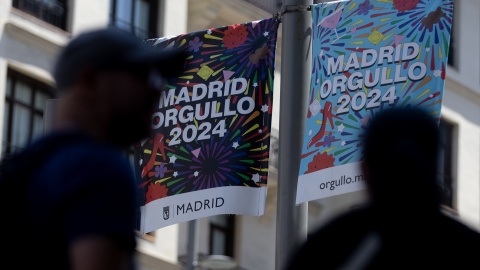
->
0 1 478 269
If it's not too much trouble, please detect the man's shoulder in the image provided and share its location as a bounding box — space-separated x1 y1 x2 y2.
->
33 131 134 185
440 213 480 242
38 131 128 164
286 207 373 270
309 207 372 239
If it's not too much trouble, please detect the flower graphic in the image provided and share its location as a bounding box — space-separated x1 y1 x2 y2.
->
222 24 249 50
323 133 336 148
305 152 335 174
155 163 167 178
393 0 420 13
145 183 168 204
358 0 373 16
188 36 203 52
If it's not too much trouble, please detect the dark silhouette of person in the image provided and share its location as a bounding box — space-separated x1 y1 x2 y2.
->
287 107 480 270
0 28 184 269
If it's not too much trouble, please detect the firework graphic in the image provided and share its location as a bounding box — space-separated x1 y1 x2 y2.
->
135 19 279 206
299 0 453 178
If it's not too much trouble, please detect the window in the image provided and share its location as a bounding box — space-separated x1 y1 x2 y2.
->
447 1 457 68
12 0 68 30
2 70 54 158
209 215 235 257
242 0 282 14
438 119 455 210
109 0 159 40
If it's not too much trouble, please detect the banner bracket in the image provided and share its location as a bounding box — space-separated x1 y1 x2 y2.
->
273 5 312 21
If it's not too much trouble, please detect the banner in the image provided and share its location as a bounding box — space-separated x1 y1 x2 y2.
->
135 18 279 234
297 0 453 204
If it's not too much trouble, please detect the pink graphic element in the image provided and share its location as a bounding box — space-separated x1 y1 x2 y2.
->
223 70 235 81
360 116 370 126
394 35 406 47
251 20 261 28
192 148 201 158
318 5 345 43
349 26 357 34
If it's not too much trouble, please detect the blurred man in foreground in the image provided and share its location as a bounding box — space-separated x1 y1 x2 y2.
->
287 108 480 269
0 28 184 269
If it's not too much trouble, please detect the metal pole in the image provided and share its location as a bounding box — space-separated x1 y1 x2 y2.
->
186 219 199 270
275 1 312 270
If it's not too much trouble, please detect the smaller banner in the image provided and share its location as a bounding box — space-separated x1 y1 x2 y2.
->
297 0 453 204
135 18 279 234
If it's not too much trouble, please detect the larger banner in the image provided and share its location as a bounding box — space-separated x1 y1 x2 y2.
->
135 19 279 234
297 0 453 203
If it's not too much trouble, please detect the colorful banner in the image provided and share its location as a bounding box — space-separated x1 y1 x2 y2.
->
135 18 279 234
297 0 453 203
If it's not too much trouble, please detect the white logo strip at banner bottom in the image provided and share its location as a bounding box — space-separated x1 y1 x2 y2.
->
296 162 366 204
140 186 267 234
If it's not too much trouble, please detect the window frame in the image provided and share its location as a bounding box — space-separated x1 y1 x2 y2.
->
209 215 235 257
3 69 54 158
447 0 457 68
109 0 159 40
438 118 457 211
11 0 68 31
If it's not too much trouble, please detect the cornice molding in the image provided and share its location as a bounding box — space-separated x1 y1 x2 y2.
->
5 8 69 55
7 59 55 87
445 76 480 106
4 22 60 56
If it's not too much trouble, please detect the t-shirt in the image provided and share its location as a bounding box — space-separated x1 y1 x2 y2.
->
25 131 137 269
286 206 480 270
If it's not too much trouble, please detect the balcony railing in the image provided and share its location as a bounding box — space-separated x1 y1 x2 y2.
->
12 0 67 30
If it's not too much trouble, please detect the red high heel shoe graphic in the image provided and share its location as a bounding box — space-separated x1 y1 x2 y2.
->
307 101 342 149
142 133 172 178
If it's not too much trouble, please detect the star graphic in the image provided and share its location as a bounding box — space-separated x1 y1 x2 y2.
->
253 82 258 87
341 141 346 146
186 81 190 85
207 29 212 35
261 104 269 113
433 69 442 77
308 129 313 136
194 171 199 177
232 141 239 149
252 173 261 183
169 155 177 164
258 129 263 134
429 94 434 98
338 123 345 132
139 159 143 166
173 171 178 177
425 47 431 52
263 31 269 37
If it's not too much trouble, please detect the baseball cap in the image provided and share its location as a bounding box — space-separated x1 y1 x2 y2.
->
53 27 185 90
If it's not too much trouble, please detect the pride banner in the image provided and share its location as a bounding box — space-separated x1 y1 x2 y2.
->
297 0 453 203
135 18 279 233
